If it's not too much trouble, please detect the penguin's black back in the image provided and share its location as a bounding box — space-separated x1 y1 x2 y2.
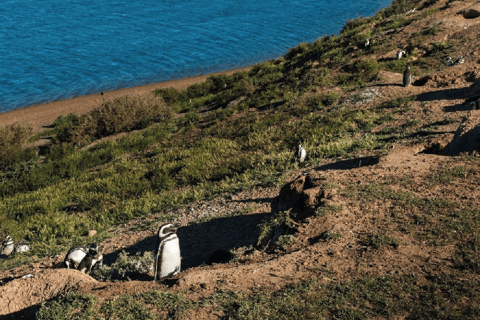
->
403 66 412 87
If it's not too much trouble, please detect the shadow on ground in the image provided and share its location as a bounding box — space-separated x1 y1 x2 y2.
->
103 212 268 272
316 156 379 171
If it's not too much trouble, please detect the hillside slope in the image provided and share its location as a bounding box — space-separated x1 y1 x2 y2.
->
1 0 480 318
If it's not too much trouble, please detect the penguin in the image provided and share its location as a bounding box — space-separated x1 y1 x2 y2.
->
154 223 181 281
445 56 453 67
364 39 371 51
1 235 14 257
14 240 30 253
293 142 307 163
396 50 406 60
64 243 98 269
403 65 412 87
454 56 464 65
77 249 103 274
472 99 480 110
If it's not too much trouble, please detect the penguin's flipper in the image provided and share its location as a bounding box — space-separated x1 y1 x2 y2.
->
154 243 164 282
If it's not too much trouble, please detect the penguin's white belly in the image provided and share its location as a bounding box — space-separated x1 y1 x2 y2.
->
299 148 306 162
15 245 30 253
66 250 87 267
158 237 181 278
1 244 14 256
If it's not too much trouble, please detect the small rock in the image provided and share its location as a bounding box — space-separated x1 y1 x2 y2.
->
89 230 97 237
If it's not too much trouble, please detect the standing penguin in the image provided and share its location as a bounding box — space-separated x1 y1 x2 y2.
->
364 38 371 51
77 248 103 274
64 244 98 269
403 65 412 87
293 142 307 163
154 223 181 281
445 56 453 67
1 235 14 257
454 56 464 65
396 49 406 60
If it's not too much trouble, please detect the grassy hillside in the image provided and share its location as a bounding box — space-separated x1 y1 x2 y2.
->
1 0 479 318
0 0 436 260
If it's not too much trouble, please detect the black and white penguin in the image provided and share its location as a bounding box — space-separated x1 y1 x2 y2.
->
77 248 103 274
396 49 406 60
364 38 371 51
154 223 181 281
1 235 14 257
403 65 412 87
454 56 464 65
64 244 98 269
445 56 453 67
293 142 307 163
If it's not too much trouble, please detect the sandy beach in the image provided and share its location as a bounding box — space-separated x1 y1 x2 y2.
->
0 66 251 132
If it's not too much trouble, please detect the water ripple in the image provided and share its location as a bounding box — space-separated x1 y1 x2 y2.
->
0 0 392 112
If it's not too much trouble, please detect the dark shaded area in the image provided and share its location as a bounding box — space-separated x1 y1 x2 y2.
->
371 83 404 87
413 86 472 112
316 156 379 171
207 250 234 265
443 103 475 112
459 9 480 19
416 86 468 102
0 304 40 320
102 212 267 272
37 137 53 156
413 76 430 86
377 57 396 63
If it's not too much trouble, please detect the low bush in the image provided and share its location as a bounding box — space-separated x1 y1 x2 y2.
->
0 123 35 168
92 250 155 281
55 93 172 147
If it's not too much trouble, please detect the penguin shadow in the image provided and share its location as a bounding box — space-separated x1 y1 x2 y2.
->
102 212 268 280
315 156 379 171
229 197 272 204
370 83 404 88
443 103 475 112
377 57 396 63
416 86 468 102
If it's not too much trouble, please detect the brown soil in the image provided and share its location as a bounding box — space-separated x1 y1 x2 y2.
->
1 0 480 318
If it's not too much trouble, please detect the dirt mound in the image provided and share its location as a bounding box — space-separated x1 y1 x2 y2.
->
0 269 97 316
443 110 480 155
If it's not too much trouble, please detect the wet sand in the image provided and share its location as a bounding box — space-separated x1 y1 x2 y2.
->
0 66 251 132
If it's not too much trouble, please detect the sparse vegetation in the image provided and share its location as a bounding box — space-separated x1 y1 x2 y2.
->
2 0 480 318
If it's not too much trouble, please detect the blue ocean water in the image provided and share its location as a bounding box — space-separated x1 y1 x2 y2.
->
0 0 392 113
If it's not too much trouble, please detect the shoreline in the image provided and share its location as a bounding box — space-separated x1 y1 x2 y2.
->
0 66 251 132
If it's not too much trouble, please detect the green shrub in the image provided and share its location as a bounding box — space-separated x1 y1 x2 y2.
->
0 122 35 168
285 42 311 60
341 16 370 34
55 93 172 146
92 250 155 281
